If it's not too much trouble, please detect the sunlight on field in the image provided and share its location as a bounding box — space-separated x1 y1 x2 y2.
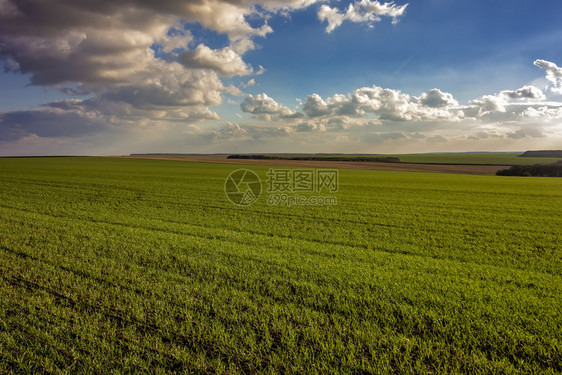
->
0 157 560 373
336 153 562 165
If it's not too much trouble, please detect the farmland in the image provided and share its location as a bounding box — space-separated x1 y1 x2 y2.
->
296 153 562 165
0 157 561 373
381 153 562 165
126 152 562 168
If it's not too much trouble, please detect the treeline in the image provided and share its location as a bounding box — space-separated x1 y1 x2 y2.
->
519 150 562 158
227 154 401 163
496 164 562 177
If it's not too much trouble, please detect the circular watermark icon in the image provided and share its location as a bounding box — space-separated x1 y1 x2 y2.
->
224 169 262 206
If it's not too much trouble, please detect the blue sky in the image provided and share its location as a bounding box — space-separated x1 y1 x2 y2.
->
240 0 562 100
1 0 562 155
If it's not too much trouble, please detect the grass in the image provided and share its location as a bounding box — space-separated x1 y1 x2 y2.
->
384 153 562 165
0 157 560 373
313 153 562 165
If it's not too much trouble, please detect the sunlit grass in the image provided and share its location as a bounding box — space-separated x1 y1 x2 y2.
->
319 153 562 165
0 157 560 373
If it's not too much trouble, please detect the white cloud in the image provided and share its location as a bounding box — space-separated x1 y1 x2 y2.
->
241 93 304 120
240 78 256 88
415 88 458 108
534 59 562 94
0 0 325 144
302 86 462 122
0 2 237 133
211 122 295 141
468 84 548 119
0 2 561 155
302 93 331 117
470 95 507 115
500 85 545 100
157 29 193 53
520 105 562 120
180 44 254 76
229 61 562 150
296 121 326 132
213 122 248 139
318 0 408 33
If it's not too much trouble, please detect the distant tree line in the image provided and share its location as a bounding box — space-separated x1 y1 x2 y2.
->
519 150 562 158
496 164 562 177
226 155 401 163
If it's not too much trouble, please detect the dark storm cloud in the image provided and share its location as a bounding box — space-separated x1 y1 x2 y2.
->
0 102 107 141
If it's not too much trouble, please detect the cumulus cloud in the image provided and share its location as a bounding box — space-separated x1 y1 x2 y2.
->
318 0 408 33
467 83 549 119
1 2 561 154
296 121 326 132
233 58 562 148
0 0 320 143
180 44 253 76
156 29 193 53
211 122 296 142
293 64 558 141
241 93 304 119
302 86 462 121
534 59 562 94
520 105 562 120
500 85 545 100
240 78 256 88
325 116 375 129
415 88 458 108
302 93 332 117
470 94 507 115
213 122 248 139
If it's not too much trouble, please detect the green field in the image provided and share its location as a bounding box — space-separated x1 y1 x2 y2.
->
319 153 562 165
386 153 562 165
0 157 561 373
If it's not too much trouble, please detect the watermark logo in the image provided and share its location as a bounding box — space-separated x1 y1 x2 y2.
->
224 169 262 206
224 168 338 206
267 168 338 193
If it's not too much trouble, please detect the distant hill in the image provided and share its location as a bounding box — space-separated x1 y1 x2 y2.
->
519 150 562 158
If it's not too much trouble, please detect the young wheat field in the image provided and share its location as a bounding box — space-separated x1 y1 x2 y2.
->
0 157 560 373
